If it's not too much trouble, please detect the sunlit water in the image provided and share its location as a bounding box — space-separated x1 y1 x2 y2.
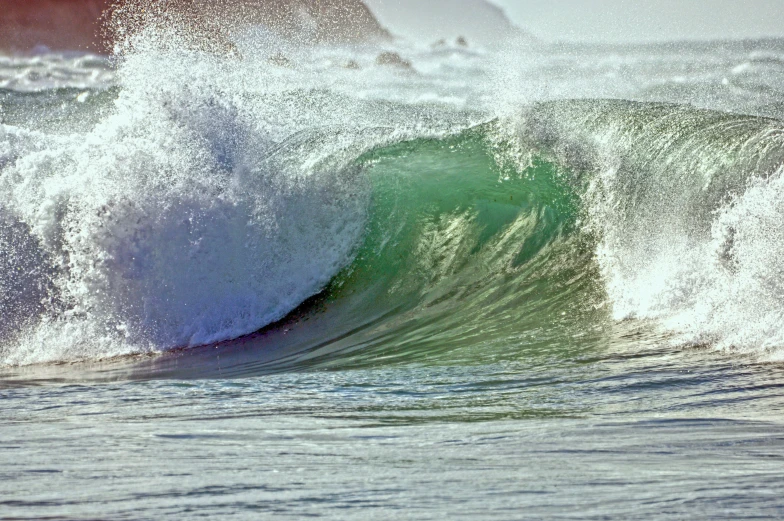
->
3 33 784 519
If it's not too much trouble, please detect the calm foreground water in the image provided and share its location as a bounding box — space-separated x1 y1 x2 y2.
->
3 346 784 519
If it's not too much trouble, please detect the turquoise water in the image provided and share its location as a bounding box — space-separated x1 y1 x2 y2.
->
3 34 784 519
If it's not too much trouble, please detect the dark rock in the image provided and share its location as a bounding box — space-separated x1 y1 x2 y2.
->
0 0 392 54
375 51 411 69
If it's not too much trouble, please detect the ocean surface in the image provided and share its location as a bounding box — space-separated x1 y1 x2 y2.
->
3 28 784 519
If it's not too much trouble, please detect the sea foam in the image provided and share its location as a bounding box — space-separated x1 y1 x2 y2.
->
517 100 784 358
0 36 371 365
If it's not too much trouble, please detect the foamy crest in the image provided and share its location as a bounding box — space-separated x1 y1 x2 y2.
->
0 36 371 365
596 168 784 359
517 100 784 358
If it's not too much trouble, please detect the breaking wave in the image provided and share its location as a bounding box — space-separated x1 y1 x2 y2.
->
3 29 784 368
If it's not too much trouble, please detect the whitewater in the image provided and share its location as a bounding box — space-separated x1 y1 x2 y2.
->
3 12 784 521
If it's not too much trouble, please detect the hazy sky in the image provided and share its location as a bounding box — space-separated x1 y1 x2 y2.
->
366 0 519 44
488 0 784 43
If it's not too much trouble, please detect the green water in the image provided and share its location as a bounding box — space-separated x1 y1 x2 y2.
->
5 39 784 520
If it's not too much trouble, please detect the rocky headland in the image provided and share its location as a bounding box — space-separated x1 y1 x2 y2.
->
0 0 391 54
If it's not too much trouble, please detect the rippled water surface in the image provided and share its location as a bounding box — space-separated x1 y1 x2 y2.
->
4 346 784 519
3 28 784 520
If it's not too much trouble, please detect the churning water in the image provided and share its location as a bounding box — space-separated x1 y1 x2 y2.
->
3 18 784 520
